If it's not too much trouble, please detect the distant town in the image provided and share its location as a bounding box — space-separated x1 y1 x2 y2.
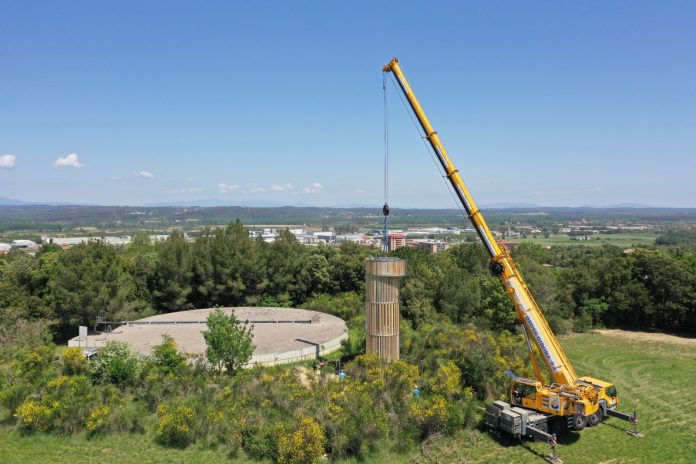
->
3 204 694 255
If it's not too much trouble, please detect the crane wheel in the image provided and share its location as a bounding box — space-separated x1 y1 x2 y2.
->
588 409 603 426
572 414 588 431
550 417 567 436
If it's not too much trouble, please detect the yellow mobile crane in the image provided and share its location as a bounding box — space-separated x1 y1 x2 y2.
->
383 57 637 440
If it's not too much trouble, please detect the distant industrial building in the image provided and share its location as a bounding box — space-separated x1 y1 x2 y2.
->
0 243 11 254
313 231 335 244
12 239 38 249
44 236 132 249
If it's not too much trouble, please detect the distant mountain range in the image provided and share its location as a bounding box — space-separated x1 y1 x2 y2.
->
0 196 99 206
0 197 31 206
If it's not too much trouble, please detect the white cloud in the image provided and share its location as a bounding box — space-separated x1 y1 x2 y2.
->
355 188 365 193
0 154 16 169
246 186 266 193
302 181 323 193
167 187 203 194
111 176 120 181
54 153 84 168
270 183 294 192
217 183 240 193
134 170 154 179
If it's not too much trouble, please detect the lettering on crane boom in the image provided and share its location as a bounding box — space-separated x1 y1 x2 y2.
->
508 278 561 373
525 314 560 373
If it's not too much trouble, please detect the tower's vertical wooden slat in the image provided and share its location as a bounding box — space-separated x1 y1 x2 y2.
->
365 258 407 361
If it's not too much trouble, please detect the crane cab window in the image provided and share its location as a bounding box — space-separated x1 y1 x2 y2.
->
512 383 536 404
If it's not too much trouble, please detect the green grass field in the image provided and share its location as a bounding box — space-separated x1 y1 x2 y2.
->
2 331 695 463
398 330 696 464
509 233 658 248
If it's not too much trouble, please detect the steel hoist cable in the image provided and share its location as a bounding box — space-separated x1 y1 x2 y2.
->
386 73 467 221
382 72 390 253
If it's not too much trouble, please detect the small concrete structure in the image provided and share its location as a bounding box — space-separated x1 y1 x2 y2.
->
69 307 348 366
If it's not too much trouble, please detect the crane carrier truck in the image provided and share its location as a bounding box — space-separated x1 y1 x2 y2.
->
382 57 639 446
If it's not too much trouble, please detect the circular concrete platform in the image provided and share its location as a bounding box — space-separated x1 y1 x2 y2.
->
71 307 348 366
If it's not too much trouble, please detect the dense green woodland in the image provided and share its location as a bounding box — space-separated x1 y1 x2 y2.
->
1 222 695 462
2 221 695 341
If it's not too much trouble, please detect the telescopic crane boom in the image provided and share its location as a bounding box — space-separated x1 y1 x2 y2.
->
383 57 632 433
382 58 576 386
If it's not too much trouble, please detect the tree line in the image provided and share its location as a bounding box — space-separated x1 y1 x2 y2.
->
2 221 695 347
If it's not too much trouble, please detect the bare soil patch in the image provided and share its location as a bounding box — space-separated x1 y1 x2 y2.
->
594 329 696 346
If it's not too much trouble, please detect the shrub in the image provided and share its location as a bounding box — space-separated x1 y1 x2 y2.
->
15 399 52 432
90 390 146 435
44 374 94 433
277 416 325 464
243 427 274 460
151 334 186 376
86 405 111 434
432 361 462 397
156 403 196 447
62 347 88 375
21 345 58 382
91 341 141 387
323 376 389 458
409 394 450 437
242 422 284 461
0 382 30 414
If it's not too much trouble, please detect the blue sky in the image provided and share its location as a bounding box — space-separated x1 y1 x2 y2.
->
1 1 694 207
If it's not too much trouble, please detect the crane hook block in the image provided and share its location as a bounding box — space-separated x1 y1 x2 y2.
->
383 203 390 217
489 261 504 277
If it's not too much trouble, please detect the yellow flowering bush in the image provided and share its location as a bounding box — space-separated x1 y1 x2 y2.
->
24 345 55 371
86 405 111 433
323 378 388 458
62 347 88 375
13 374 93 434
433 361 462 397
15 399 52 432
21 345 57 382
156 403 196 446
409 394 449 435
277 416 325 464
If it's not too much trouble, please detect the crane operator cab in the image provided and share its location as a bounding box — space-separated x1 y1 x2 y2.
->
511 379 539 410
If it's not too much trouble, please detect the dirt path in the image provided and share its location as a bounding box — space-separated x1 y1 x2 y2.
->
594 329 696 346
